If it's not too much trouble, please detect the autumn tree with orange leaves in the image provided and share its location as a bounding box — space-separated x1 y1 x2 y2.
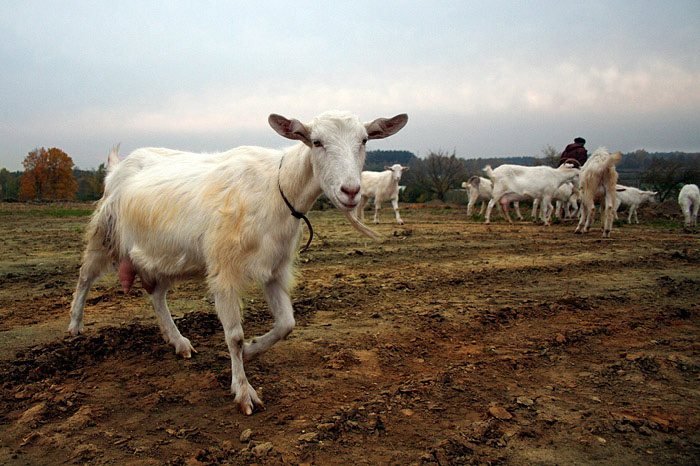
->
19 147 78 200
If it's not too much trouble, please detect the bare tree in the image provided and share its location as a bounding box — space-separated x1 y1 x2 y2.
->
642 156 699 202
409 150 468 201
539 144 561 167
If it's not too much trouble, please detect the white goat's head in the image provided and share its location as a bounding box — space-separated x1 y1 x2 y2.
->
644 190 659 203
269 111 408 211
385 163 409 182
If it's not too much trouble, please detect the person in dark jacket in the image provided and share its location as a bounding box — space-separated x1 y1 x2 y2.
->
559 137 587 168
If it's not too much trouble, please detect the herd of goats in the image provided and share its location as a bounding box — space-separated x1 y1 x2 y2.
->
361 151 699 234
64 110 698 414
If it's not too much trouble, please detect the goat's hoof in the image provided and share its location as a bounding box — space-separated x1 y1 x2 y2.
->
67 323 83 336
234 383 264 415
173 337 195 358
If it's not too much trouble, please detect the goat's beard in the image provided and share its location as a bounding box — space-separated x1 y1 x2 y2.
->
342 210 380 240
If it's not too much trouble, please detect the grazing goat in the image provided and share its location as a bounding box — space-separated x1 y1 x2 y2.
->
614 185 657 224
461 176 523 220
356 164 409 224
678 184 699 227
574 147 623 237
483 164 579 225
68 110 408 415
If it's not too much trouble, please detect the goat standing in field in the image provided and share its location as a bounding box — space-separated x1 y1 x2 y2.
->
613 185 657 224
574 147 623 237
679 184 699 227
483 164 580 225
532 182 579 223
68 111 408 415
461 176 523 220
356 164 409 224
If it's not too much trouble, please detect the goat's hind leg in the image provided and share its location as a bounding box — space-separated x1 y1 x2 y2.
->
69 245 112 335
574 201 591 234
500 198 514 224
150 280 196 358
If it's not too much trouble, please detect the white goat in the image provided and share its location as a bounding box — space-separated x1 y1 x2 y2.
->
554 184 580 220
532 182 579 223
574 147 623 237
356 164 409 224
483 164 579 225
68 110 408 415
461 176 523 220
613 185 657 224
678 184 699 227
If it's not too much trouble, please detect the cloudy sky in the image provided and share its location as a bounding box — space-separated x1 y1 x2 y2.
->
1 1 699 170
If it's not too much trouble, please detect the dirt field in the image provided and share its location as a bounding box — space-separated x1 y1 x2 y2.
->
1 201 699 466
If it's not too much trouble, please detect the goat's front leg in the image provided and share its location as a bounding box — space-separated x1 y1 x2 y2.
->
466 198 476 217
216 291 263 415
243 278 295 362
373 201 382 224
532 199 539 222
391 198 404 225
541 197 552 226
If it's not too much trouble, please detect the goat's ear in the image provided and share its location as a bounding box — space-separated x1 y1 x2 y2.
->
385 166 392 171
402 166 409 171
269 114 312 147
365 114 408 140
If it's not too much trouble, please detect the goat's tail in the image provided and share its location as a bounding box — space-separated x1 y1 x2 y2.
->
483 165 494 180
609 151 622 167
107 144 120 170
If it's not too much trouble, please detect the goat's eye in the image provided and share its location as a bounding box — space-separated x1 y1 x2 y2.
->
361 138 368 145
312 140 323 148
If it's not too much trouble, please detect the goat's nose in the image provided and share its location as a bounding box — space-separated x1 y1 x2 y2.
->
341 185 361 198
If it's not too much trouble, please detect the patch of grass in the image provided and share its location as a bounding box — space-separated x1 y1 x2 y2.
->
0 207 93 217
644 218 683 229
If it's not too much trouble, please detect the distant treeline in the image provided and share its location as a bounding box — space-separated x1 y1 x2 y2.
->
366 149 700 203
0 166 107 201
2 149 699 202
367 149 700 177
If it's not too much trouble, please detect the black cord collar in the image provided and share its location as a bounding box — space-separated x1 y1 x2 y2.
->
278 156 313 253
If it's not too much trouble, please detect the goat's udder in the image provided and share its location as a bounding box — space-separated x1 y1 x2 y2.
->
119 257 155 294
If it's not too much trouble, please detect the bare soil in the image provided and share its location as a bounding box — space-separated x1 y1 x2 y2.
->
1 202 699 466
